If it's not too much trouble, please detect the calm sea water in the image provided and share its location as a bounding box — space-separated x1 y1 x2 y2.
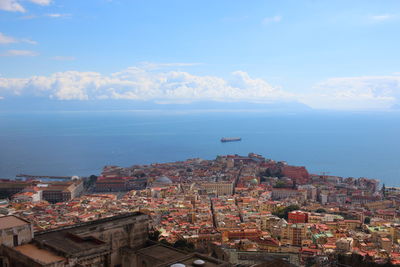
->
0 110 399 186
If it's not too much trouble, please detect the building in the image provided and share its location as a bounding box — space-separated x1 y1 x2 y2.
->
271 188 306 201
288 211 308 224
95 176 147 192
0 216 33 248
11 187 42 203
127 242 230 267
0 213 230 267
281 224 307 247
95 177 128 192
199 182 234 196
336 238 353 252
0 180 33 199
41 180 84 203
0 212 149 266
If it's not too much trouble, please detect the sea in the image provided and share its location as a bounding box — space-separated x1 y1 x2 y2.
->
0 110 399 186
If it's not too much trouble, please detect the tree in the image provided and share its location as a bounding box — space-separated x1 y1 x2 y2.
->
149 230 161 241
89 175 97 184
274 180 286 188
382 183 386 198
315 208 326 213
173 239 195 252
272 204 300 220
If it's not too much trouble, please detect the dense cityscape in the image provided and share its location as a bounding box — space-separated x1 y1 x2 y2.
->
1 153 399 266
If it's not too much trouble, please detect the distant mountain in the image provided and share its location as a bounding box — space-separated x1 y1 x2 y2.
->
0 97 312 112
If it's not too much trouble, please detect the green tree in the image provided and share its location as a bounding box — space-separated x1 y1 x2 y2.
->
272 204 300 220
274 180 286 188
149 230 161 241
173 239 195 251
89 175 97 184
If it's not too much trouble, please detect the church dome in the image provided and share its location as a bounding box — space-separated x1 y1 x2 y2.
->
249 178 258 185
154 176 172 184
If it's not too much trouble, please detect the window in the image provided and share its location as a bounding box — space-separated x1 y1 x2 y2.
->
13 235 18 246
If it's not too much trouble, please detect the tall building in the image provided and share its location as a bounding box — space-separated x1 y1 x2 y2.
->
288 211 308 224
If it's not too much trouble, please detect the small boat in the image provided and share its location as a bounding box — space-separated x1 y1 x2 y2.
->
221 137 241 142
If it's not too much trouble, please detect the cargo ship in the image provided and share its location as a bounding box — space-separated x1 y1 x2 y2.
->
221 137 242 142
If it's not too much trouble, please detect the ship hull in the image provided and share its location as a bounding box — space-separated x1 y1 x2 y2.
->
221 138 241 142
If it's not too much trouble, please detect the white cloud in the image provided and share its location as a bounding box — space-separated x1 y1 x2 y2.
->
0 0 51 12
51 56 76 61
0 32 37 45
46 13 70 18
1 66 400 110
0 32 17 44
0 49 38 56
262 15 282 25
370 14 394 22
0 67 293 102
0 0 25 12
27 0 51 5
21 38 37 45
302 75 400 110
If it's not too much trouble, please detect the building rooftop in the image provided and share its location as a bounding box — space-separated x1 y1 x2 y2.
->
174 253 228 267
34 212 146 256
34 231 109 255
14 244 65 265
136 244 187 263
0 215 30 230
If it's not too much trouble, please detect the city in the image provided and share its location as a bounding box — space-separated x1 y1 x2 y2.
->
1 153 399 266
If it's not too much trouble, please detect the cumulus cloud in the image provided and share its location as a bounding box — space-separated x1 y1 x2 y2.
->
0 67 293 102
0 0 25 12
0 49 38 56
1 66 400 110
0 0 51 12
0 32 37 45
302 75 400 110
262 15 282 25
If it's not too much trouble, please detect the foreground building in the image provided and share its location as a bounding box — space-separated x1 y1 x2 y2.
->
0 213 230 267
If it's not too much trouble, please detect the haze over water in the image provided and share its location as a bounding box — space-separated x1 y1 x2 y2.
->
1 111 399 186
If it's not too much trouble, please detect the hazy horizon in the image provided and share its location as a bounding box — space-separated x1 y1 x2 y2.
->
1 0 400 111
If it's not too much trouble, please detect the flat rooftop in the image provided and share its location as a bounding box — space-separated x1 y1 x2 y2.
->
34 231 109 255
0 215 29 230
136 244 187 263
177 254 227 267
34 212 146 255
14 244 65 264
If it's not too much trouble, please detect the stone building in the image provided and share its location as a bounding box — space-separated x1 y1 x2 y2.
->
0 216 33 248
199 182 234 196
0 213 230 267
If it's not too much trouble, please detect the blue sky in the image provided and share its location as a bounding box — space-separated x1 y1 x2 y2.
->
1 0 400 110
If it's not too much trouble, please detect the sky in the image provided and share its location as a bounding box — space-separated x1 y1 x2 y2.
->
1 0 400 110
